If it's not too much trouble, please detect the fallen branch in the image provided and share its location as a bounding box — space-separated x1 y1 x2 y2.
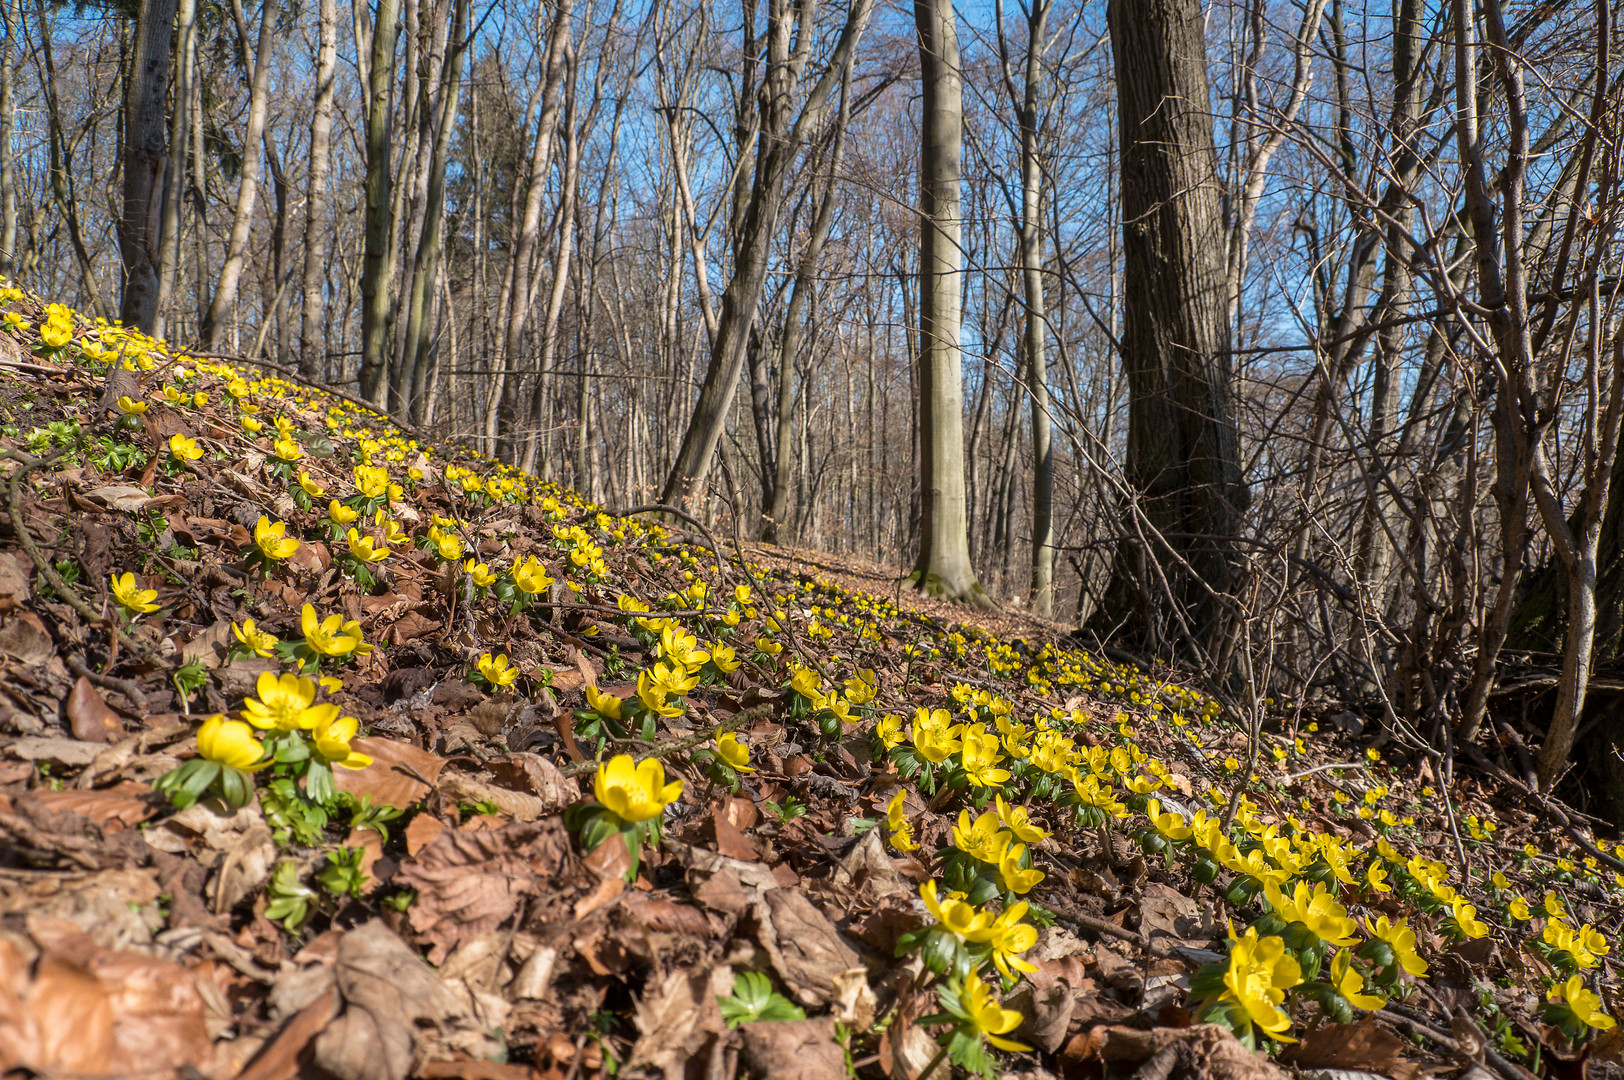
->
557 704 775 778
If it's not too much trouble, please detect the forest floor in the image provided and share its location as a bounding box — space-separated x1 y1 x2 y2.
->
0 290 1621 1080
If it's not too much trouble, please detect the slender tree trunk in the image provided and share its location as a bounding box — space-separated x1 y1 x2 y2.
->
153 0 195 341
661 0 872 507
400 0 469 420
357 0 402 402
202 0 275 347
300 0 338 378
910 0 988 607
0 0 20 278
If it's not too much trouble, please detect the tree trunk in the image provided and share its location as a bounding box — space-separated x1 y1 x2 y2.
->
300 0 338 379
660 0 872 508
357 0 402 402
0 0 21 278
201 0 275 348
1099 0 1246 646
909 0 989 608
152 0 195 341
118 0 178 333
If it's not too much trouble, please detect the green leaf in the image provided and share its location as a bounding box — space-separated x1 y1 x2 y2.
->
716 971 806 1029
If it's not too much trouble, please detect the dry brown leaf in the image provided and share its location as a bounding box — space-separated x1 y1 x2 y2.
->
234 986 340 1080
1068 1024 1291 1080
437 770 547 821
1008 982 1074 1054
625 963 733 1076
487 751 578 809
757 888 866 1007
66 677 123 743
27 781 156 830
334 736 447 809
406 813 447 855
1138 882 1213 947
311 920 501 1080
394 818 571 964
739 1017 847 1080
1281 1018 1427 1080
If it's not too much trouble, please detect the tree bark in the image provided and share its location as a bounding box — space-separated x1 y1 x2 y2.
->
118 0 178 333
0 0 20 278
300 0 339 379
1100 0 1246 645
201 0 276 348
909 0 989 608
660 0 872 508
357 0 402 402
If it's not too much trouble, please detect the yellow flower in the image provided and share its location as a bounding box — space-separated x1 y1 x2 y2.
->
692 725 748 773
298 470 326 498
110 571 160 614
953 809 1012 864
998 841 1045 894
383 519 412 548
995 794 1050 844
39 315 72 348
241 416 264 434
1509 896 1532 920
593 754 683 823
313 715 373 769
1363 914 1427 977
232 618 278 658
301 603 366 657
168 433 203 461
1329 948 1385 1011
920 880 994 941
116 395 148 415
584 683 623 721
253 516 300 561
191 391 208 407
710 641 740 673
1449 898 1489 940
242 671 339 732
951 971 1030 1052
973 901 1039 980
345 528 390 562
513 554 553 595
1265 880 1359 947
1545 891 1569 921
432 530 462 560
328 499 359 525
1366 861 1391 894
960 725 1010 787
885 789 918 852
464 559 497 587
1552 975 1617 1031
476 652 519 688
875 714 906 750
353 464 390 498
1147 798 1192 842
196 713 268 771
1222 925 1302 1040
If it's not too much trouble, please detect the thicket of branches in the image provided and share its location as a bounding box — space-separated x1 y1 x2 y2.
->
5 0 1624 810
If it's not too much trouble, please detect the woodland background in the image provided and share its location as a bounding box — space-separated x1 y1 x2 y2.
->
6 0 1624 811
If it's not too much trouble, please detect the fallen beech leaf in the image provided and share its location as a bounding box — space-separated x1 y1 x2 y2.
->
707 803 759 861
622 892 712 936
234 986 339 1080
488 752 578 808
0 610 53 665
1281 1018 1425 1080
739 1017 846 1080
405 813 447 855
28 782 156 830
66 677 122 743
625 964 733 1077
438 771 547 821
334 737 447 809
1008 982 1073 1054
1068 1024 1291 1080
311 920 501 1080
394 819 571 964
757 889 865 1007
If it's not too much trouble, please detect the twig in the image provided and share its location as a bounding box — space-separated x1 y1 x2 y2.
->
65 655 149 710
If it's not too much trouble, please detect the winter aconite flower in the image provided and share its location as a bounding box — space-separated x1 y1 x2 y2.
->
301 604 368 658
110 572 160 615
232 618 278 658
941 971 1030 1052
242 671 339 732
345 528 390 563
254 516 300 561
513 554 553 596
1219 925 1302 1041
312 715 373 769
1361 915 1427 977
116 395 148 414
584 684 624 721
920 880 994 941
1548 975 1617 1035
197 713 268 771
886 789 918 851
977 902 1039 980
475 652 519 689
168 433 203 462
593 754 683 823
716 732 754 773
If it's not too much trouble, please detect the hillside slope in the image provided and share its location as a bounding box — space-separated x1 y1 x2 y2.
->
0 289 1619 1080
